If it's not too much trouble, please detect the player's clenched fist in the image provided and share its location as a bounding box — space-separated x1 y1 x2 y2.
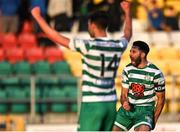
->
120 0 131 13
123 101 131 111
31 7 41 18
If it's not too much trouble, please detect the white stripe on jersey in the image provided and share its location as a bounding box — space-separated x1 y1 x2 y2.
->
154 77 165 83
83 57 120 69
133 122 152 130
89 49 123 56
114 122 128 131
82 94 117 102
128 73 154 81
128 96 155 104
83 64 115 78
83 75 114 85
83 58 101 66
82 85 115 93
70 39 88 53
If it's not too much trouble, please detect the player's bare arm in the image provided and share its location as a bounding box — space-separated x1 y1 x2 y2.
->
121 87 131 111
154 91 165 126
31 7 70 48
120 1 132 42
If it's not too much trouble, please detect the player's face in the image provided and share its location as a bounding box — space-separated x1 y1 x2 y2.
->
88 21 95 38
129 47 142 67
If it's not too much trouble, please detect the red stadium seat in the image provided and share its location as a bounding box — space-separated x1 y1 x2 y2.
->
2 33 18 49
5 47 24 64
25 47 44 64
0 48 5 62
18 33 37 50
44 47 64 64
21 20 34 34
0 33 4 46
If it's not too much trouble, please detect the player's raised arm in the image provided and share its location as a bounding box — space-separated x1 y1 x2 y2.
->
120 1 132 42
31 7 70 48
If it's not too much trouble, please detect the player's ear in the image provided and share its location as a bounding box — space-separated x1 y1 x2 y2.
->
141 52 146 58
91 22 97 29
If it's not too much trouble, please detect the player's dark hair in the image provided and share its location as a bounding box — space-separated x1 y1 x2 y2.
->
133 41 150 55
88 11 109 30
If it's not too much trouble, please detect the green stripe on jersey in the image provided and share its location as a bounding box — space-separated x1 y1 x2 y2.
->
128 78 152 85
91 45 124 52
128 93 155 100
83 70 112 80
85 54 120 61
82 59 119 72
129 69 155 76
83 91 116 96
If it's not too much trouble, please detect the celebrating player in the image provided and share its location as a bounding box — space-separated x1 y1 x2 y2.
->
113 41 165 131
31 0 132 131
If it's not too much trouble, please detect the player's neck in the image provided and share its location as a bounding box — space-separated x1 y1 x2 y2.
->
94 30 107 38
137 60 148 68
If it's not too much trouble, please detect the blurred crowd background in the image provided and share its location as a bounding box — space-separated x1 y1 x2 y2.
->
0 0 179 34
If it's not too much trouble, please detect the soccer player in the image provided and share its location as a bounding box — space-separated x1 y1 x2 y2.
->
31 0 132 131
113 41 165 131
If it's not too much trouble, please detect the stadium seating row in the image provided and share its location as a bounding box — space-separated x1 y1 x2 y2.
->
0 61 72 75
0 75 78 114
0 47 64 64
0 102 77 114
2 31 180 48
0 33 37 50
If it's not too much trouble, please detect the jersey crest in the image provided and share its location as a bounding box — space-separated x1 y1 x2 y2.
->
131 83 145 97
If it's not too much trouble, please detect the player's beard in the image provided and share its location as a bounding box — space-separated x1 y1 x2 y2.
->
130 56 141 67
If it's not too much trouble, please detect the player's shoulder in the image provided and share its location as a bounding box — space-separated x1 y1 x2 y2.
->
148 62 160 71
124 63 133 71
148 62 164 75
73 38 92 44
126 63 132 67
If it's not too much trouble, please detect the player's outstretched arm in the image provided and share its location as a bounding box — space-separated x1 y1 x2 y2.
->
154 91 165 128
120 1 132 42
31 7 70 48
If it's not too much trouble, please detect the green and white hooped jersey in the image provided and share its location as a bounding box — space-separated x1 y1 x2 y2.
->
122 63 165 106
69 37 128 102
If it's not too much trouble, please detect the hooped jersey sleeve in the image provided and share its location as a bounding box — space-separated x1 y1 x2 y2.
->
69 38 92 55
154 71 165 92
121 69 129 89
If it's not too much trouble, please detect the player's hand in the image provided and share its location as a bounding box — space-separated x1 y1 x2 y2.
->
31 7 41 18
120 1 131 13
123 101 131 111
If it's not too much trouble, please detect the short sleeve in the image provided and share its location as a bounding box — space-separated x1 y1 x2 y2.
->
119 37 128 52
154 72 165 92
69 38 90 55
121 69 129 89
